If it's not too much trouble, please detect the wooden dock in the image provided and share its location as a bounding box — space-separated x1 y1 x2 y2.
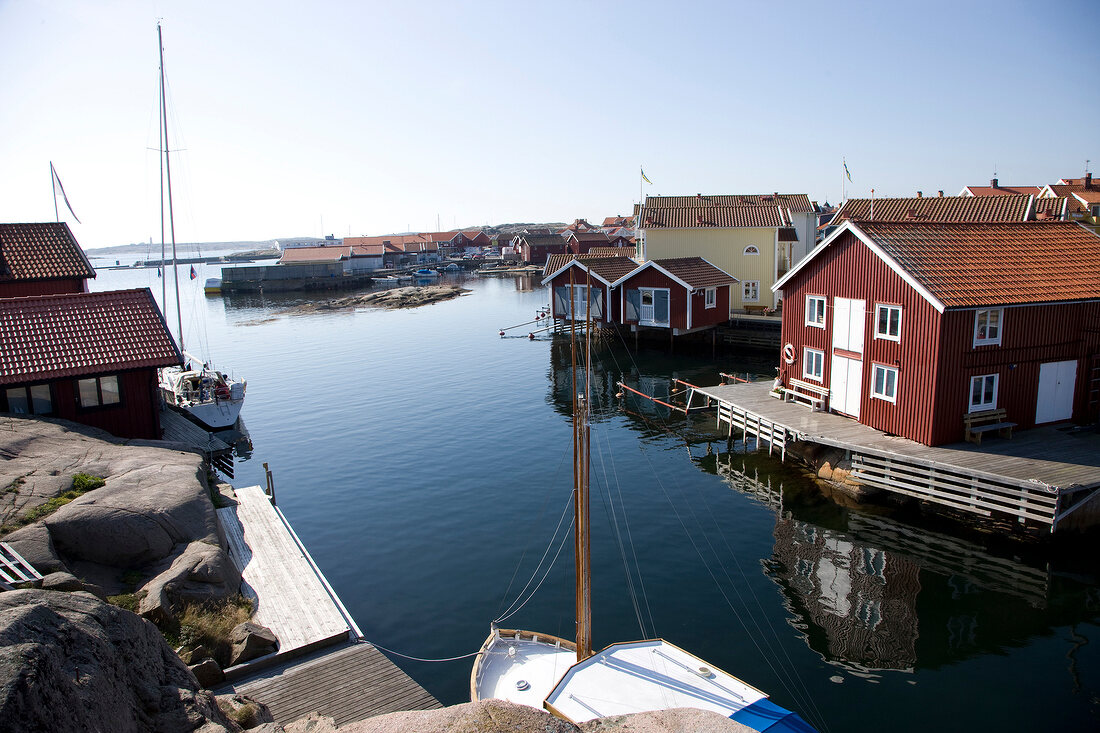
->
218 640 441 726
215 485 440 723
158 406 234 477
693 381 1100 532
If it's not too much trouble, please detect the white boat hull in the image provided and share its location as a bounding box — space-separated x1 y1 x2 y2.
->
160 366 246 430
470 629 577 708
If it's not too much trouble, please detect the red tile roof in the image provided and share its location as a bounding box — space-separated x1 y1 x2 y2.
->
588 246 636 258
0 222 96 283
962 185 1042 197
519 233 568 248
601 215 635 228
349 243 384 256
856 221 1100 308
649 257 737 288
1032 197 1068 219
644 194 814 212
639 205 786 228
278 246 349 263
568 231 612 243
0 288 182 385
832 195 1033 223
1072 190 1100 205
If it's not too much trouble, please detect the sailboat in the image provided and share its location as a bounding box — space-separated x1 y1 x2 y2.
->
469 272 817 732
153 23 246 431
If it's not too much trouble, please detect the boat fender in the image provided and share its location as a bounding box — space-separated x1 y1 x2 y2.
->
499 330 505 337
528 332 534 340
783 343 796 364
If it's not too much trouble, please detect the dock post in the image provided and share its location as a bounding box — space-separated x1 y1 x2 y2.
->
263 462 276 505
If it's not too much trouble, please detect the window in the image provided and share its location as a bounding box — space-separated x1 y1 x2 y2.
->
968 374 998 412
704 287 716 308
743 245 760 255
76 375 121 408
871 364 898 402
1092 204 1100 217
875 304 902 341
743 280 760 303
4 384 54 415
973 309 1003 346
805 295 826 328
803 347 824 381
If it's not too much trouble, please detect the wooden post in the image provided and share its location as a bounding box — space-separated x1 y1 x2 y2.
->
263 462 276 505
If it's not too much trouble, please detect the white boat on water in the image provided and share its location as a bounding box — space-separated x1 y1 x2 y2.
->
413 268 440 277
153 23 246 431
470 278 816 732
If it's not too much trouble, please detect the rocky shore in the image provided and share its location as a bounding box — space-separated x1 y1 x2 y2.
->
286 285 470 313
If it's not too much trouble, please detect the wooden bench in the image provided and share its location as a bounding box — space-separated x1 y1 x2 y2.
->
963 408 1017 445
783 378 830 412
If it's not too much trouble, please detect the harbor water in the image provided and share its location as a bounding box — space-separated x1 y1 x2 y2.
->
92 260 1100 732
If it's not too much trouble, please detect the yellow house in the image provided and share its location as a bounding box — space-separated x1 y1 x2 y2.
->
638 194 813 314
1037 175 1100 236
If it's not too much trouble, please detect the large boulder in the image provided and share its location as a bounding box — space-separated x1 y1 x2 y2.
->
138 541 242 622
0 523 64 574
0 589 239 733
228 621 278 666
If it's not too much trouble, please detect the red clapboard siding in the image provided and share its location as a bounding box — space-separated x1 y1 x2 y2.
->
0 278 87 298
618 267 688 330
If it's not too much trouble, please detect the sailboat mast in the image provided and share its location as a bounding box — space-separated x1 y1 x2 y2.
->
573 268 593 662
158 22 184 353
158 41 167 317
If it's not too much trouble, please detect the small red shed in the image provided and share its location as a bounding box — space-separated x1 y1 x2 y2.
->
613 257 736 334
542 256 639 327
0 288 183 439
0 222 95 298
773 220 1100 446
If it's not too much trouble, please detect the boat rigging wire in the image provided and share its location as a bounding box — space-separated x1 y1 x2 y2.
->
494 509 576 625
363 640 483 663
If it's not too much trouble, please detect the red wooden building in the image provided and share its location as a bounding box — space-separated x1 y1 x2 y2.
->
0 222 95 298
542 256 639 326
517 233 569 265
0 289 183 439
773 220 1100 446
613 257 736 334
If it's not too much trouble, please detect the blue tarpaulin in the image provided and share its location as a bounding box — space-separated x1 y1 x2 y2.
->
730 698 818 732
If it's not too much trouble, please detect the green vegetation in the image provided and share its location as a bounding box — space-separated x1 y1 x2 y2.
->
2 476 26 495
0 473 105 537
166 596 254 667
71 473 106 492
224 701 261 728
106 591 145 612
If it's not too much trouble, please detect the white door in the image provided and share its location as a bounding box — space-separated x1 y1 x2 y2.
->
640 290 654 323
831 355 863 418
1035 360 1077 424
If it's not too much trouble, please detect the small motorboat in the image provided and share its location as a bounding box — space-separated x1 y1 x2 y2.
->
442 262 462 272
413 268 440 277
204 277 222 294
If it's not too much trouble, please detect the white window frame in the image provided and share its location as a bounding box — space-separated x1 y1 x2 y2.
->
973 308 1003 346
874 304 902 342
968 373 998 412
704 287 716 309
743 245 760 255
743 280 760 303
805 295 826 328
871 364 898 403
803 347 824 382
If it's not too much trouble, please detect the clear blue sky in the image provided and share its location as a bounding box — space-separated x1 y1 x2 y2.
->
1 0 1097 249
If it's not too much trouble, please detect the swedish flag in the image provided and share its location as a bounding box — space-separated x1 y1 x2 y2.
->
844 160 852 183
641 168 652 185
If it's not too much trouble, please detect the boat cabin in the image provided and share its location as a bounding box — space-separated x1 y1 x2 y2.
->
612 257 737 334
0 288 183 439
773 220 1100 446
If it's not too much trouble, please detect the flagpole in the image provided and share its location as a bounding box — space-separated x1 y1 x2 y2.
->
50 162 60 223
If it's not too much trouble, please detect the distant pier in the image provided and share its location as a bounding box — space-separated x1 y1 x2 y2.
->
692 381 1100 533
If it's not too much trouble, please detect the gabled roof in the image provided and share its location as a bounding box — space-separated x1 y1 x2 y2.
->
831 194 1036 223
517 233 568 247
1032 197 1068 219
541 256 639 287
417 231 460 243
774 220 1100 312
0 288 182 385
588 246 636 258
1041 184 1098 213
278 245 349 263
0 222 96 283
960 185 1042 197
1072 190 1100 206
601 215 635 228
349 243 384 257
639 205 786 229
612 257 737 289
567 231 612 243
346 234 430 248
644 194 814 212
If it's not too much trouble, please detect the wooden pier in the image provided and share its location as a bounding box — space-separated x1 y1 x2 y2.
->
692 381 1100 532
158 405 234 477
214 485 439 723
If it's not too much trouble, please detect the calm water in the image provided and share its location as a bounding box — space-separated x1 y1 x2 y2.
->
92 259 1100 731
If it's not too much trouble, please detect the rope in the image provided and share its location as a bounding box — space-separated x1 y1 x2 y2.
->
365 639 483 663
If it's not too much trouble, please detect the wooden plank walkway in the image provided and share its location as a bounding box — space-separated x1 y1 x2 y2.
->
159 405 231 453
218 485 351 653
217 641 441 726
694 381 1100 529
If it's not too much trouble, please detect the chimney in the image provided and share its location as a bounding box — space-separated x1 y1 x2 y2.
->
696 193 702 199
1087 173 1093 190
917 191 923 198
937 190 944 198
991 178 998 188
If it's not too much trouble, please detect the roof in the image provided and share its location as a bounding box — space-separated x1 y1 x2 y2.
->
613 257 737 289
644 194 814 212
831 195 1033 223
0 288 182 385
775 220 1100 311
962 185 1042 197
588 246 636 257
601 215 634 228
568 231 611 243
778 227 799 242
518 233 567 247
639 205 786 229
0 222 96 283
278 245 349 263
1032 197 1068 219
1072 190 1100 205
349 243 384 257
541 256 639 286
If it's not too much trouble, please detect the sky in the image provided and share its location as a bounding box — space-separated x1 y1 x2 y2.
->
1 0 1097 250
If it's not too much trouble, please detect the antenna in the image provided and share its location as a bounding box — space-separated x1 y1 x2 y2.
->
1087 159 1091 174
993 163 998 178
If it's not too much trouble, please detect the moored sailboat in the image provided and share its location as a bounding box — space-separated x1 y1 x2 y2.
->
153 23 245 430
470 271 817 731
